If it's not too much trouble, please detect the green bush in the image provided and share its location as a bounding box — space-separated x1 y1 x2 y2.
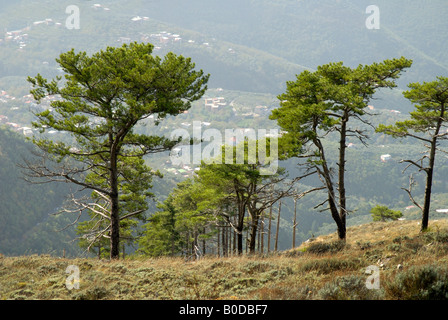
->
317 275 384 300
423 230 448 244
387 264 448 300
301 258 360 275
387 243 402 252
241 261 275 274
73 286 110 300
306 241 347 255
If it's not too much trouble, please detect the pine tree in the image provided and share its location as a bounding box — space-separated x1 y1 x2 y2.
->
377 76 448 231
370 205 402 222
271 57 412 240
22 42 209 259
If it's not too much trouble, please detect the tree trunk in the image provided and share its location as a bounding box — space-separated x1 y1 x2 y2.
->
110 199 120 259
237 227 243 255
228 227 230 256
267 205 272 253
222 225 227 257
228 223 232 255
109 128 124 260
202 228 206 256
248 210 259 254
422 154 435 231
422 102 445 232
185 232 190 256
217 227 221 257
110 150 120 260
245 228 249 254
292 198 297 249
260 213 264 254
338 113 348 239
237 201 245 255
314 137 346 240
233 228 236 255
421 137 438 231
274 201 281 251
192 231 199 259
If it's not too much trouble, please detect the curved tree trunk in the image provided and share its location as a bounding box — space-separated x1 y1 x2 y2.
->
314 137 346 240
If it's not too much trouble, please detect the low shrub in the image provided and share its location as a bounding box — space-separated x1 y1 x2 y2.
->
386 264 448 300
301 258 361 275
241 261 275 274
422 229 448 245
72 286 110 300
306 241 347 255
317 275 384 300
255 284 314 300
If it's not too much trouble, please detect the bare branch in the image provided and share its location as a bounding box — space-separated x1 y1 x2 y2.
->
402 132 433 143
19 152 111 196
314 198 329 210
55 210 83 232
435 146 448 155
85 224 111 252
399 159 426 172
401 174 423 211
93 190 111 203
119 209 146 221
295 186 326 201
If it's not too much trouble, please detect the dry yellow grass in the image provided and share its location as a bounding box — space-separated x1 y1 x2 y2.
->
1 218 448 300
307 219 448 245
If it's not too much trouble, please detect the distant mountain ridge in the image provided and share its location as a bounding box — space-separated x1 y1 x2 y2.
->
135 0 448 85
1 0 447 95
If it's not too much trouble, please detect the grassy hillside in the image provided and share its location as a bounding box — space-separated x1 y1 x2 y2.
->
2 219 448 300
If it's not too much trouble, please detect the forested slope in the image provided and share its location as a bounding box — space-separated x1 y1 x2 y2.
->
0 126 77 256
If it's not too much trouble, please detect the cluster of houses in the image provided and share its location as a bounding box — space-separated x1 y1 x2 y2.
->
130 15 150 22
0 90 32 136
91 4 111 11
1 21 64 51
1 15 69 51
0 114 33 136
1 4 233 59
204 96 271 119
0 90 59 136
129 20 235 54
0 90 16 103
204 97 227 110
380 154 392 162
1 28 31 51
32 18 61 27
0 3 112 51
164 162 200 178
240 105 270 118
139 31 183 51
117 30 185 52
148 31 182 44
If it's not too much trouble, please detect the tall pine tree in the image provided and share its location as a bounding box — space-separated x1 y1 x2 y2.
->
377 76 448 231
22 42 209 259
271 57 412 240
